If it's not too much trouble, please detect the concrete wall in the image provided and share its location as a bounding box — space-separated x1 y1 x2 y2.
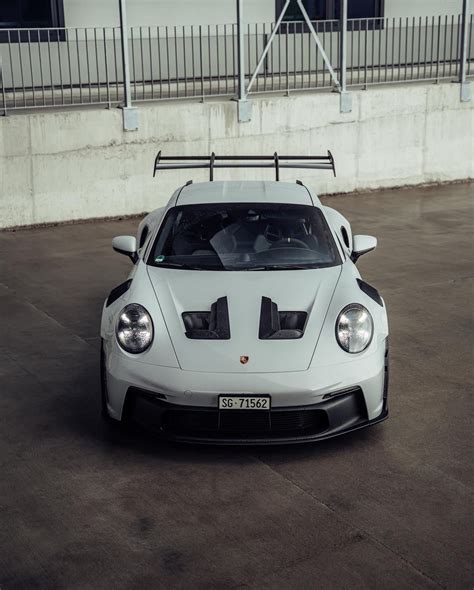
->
0 82 472 229
385 1 461 18
62 0 462 28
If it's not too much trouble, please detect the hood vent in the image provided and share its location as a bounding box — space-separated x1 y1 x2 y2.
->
357 279 383 307
182 297 231 340
259 297 307 340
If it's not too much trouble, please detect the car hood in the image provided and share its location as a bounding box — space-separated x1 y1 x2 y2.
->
147 266 342 373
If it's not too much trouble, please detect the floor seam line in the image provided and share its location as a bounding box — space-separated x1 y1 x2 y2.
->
253 457 444 589
0 281 96 350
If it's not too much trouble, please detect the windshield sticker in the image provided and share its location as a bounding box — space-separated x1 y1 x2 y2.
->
155 255 166 263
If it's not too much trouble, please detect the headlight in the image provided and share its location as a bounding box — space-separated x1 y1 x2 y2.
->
336 304 373 353
116 303 153 354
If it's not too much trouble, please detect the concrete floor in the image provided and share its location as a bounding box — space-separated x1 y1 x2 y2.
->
0 182 472 589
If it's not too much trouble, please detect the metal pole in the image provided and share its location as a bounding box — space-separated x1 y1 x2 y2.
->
1 55 6 116
460 0 471 101
339 0 351 112
340 0 347 92
119 0 132 107
296 0 340 89
119 0 138 129
246 0 291 94
235 0 251 121
237 0 245 101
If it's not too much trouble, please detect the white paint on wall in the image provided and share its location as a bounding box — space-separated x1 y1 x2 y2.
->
63 0 274 28
384 1 461 18
0 83 472 229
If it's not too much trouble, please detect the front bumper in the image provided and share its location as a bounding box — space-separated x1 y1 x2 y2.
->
123 386 388 445
103 337 389 444
106 342 387 419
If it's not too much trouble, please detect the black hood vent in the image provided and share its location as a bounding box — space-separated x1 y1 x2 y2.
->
182 297 231 339
106 279 132 307
357 279 383 307
259 297 307 340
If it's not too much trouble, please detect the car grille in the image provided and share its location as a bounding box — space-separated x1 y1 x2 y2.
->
127 386 366 441
162 407 329 438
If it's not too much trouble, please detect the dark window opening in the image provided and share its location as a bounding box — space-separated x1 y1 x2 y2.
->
335 0 385 30
278 0 327 22
345 0 384 20
277 0 328 32
0 0 65 42
276 0 384 31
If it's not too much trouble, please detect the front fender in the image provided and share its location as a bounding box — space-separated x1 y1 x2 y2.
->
310 261 388 369
100 261 180 369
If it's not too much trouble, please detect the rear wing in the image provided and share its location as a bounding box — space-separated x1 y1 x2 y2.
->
152 151 336 182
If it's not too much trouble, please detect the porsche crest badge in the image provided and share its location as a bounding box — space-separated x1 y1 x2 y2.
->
240 356 249 364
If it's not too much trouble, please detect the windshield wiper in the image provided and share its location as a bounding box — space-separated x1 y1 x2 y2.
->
156 262 220 270
241 264 320 271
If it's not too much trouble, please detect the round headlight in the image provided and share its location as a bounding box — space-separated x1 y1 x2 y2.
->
336 304 373 353
116 303 153 354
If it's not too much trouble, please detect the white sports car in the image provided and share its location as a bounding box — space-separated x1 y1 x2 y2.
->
100 153 389 444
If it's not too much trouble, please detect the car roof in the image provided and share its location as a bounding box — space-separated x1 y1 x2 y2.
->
175 181 315 206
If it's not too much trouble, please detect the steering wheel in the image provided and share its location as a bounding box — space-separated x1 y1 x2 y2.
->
269 237 310 250
264 224 282 243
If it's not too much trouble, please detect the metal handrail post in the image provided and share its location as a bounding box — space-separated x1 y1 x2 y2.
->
460 0 471 101
235 0 252 122
340 0 347 92
339 0 352 112
1 55 6 116
237 0 245 101
119 0 139 129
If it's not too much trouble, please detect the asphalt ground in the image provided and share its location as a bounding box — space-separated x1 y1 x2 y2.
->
0 182 473 589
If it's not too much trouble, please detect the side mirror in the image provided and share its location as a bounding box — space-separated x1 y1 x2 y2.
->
351 235 377 263
112 235 138 263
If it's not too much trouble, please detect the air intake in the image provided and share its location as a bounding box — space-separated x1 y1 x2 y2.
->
259 297 307 340
182 297 231 339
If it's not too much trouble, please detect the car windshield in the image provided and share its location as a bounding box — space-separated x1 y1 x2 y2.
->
148 202 341 271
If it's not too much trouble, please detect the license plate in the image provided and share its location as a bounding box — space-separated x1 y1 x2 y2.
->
218 395 271 410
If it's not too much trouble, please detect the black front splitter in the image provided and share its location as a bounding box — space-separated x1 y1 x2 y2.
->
147 408 388 446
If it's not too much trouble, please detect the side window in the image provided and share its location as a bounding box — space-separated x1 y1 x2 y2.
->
139 226 149 249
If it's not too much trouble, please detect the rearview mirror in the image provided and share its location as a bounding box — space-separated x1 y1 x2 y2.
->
112 235 138 263
351 235 377 263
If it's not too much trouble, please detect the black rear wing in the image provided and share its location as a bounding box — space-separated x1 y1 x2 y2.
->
153 151 336 181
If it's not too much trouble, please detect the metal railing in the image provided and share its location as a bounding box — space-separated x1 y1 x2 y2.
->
128 24 238 101
0 27 124 110
0 13 473 112
345 15 472 87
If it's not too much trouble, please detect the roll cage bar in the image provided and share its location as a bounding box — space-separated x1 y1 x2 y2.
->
153 151 336 182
